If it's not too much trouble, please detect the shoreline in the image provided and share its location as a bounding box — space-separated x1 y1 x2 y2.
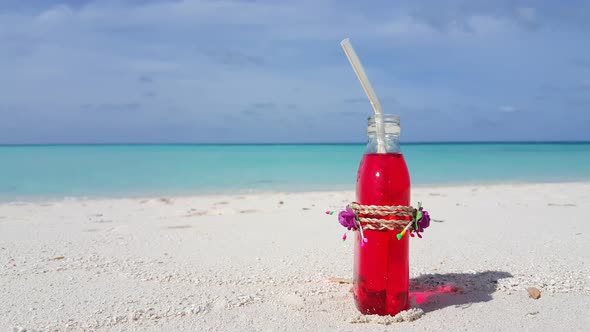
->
2 180 590 204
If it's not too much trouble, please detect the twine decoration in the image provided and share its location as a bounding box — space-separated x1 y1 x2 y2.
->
326 202 431 246
348 203 415 231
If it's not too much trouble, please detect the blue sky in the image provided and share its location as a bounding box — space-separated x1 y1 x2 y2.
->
0 0 589 143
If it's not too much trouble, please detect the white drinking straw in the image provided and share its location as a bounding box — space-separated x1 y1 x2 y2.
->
340 38 386 153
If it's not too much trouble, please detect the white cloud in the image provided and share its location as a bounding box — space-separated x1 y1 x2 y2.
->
498 105 519 113
466 15 509 34
377 16 437 37
375 12 518 46
516 7 536 22
37 4 74 21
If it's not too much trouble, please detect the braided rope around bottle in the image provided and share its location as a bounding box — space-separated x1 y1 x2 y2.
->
348 202 416 231
329 202 430 243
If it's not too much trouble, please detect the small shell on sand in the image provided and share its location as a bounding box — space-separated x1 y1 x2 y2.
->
527 287 541 299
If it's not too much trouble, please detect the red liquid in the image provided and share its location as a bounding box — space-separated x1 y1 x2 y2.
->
354 153 411 315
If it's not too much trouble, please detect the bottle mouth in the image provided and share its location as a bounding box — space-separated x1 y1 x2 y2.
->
367 114 400 125
367 114 401 136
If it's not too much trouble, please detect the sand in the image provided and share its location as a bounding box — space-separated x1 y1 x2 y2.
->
1 183 589 331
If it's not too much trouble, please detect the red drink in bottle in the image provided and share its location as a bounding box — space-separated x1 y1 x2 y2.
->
353 115 411 315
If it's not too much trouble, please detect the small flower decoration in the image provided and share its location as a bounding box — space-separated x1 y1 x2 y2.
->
417 207 430 231
328 205 365 245
409 202 430 239
338 206 358 230
360 237 368 247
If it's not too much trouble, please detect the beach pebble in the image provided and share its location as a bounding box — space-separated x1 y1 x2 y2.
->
527 287 541 299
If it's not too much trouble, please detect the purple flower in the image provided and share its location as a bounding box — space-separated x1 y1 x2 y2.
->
338 206 358 230
417 208 430 232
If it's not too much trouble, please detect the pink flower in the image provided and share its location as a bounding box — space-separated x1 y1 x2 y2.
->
338 206 358 230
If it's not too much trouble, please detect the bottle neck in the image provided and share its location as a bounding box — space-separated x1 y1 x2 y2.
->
366 114 402 154
366 134 401 154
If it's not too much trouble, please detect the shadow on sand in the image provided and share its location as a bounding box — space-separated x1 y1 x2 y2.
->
410 271 513 313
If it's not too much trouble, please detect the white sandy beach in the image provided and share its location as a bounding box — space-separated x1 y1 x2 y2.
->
1 183 589 331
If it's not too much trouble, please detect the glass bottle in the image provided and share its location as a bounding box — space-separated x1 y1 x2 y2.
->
353 114 411 315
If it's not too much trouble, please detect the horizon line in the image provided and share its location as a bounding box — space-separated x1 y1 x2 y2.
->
1 140 590 146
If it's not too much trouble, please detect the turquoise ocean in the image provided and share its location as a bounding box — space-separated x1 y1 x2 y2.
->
1 143 589 200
